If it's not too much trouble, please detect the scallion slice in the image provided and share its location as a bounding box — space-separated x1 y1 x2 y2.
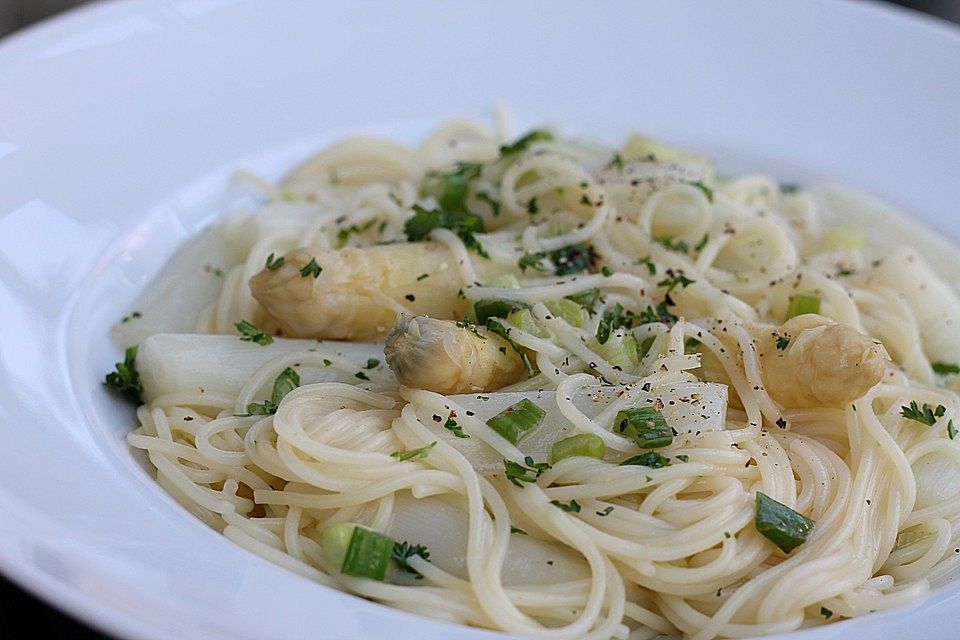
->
544 298 589 327
613 407 672 448
550 434 605 464
487 398 545 444
754 492 814 553
785 294 821 320
341 526 394 580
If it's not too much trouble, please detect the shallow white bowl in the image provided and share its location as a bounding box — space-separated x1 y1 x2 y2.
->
0 1 959 638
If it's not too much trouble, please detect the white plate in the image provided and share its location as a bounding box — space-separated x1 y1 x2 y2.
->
1 1 959 638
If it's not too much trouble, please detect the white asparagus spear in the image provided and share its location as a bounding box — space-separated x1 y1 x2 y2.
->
250 244 507 341
137 333 387 402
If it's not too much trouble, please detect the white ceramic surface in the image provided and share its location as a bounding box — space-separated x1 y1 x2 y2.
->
0 1 959 638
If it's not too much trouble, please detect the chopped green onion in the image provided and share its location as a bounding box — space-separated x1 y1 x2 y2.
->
565 287 601 312
754 492 814 553
595 331 640 372
619 452 671 468
506 307 548 337
103 345 143 402
321 523 356 569
550 434 606 464
341 526 394 580
544 298 589 327
487 399 545 444
475 299 521 325
933 362 960 375
613 407 672 448
488 274 521 289
785 294 821 320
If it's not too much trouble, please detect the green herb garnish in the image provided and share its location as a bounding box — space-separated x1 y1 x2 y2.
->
550 499 581 513
503 456 551 487
391 441 437 462
404 204 488 258
933 362 960 375
299 257 323 278
620 452 671 468
103 346 143 402
443 417 469 438
776 336 791 351
499 129 555 156
265 253 285 270
900 401 946 426
391 541 430 578
243 367 300 416
235 320 273 345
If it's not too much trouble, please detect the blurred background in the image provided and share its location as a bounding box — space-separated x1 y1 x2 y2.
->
0 0 957 638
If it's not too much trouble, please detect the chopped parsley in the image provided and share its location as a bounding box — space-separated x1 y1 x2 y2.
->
620 452 671 468
596 303 639 345
776 336 791 350
404 204 489 258
639 301 678 325
486 318 535 376
416 273 430 281
820 607 833 620
264 253 285 270
596 506 614 516
503 456 551 487
336 219 377 244
601 266 614 277
694 233 710 252
526 197 539 214
421 161 483 212
299 257 323 278
518 243 596 276
476 191 501 217
443 417 469 438
687 181 714 202
510 526 527 535
636 255 657 275
933 362 960 375
550 499 581 513
120 311 142 324
362 358 380 369
235 320 273 345
900 401 946 426
656 270 695 294
103 345 143 402
242 367 300 416
391 441 437 462
656 236 689 253
499 129 555 156
391 541 430 579
355 371 371 381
